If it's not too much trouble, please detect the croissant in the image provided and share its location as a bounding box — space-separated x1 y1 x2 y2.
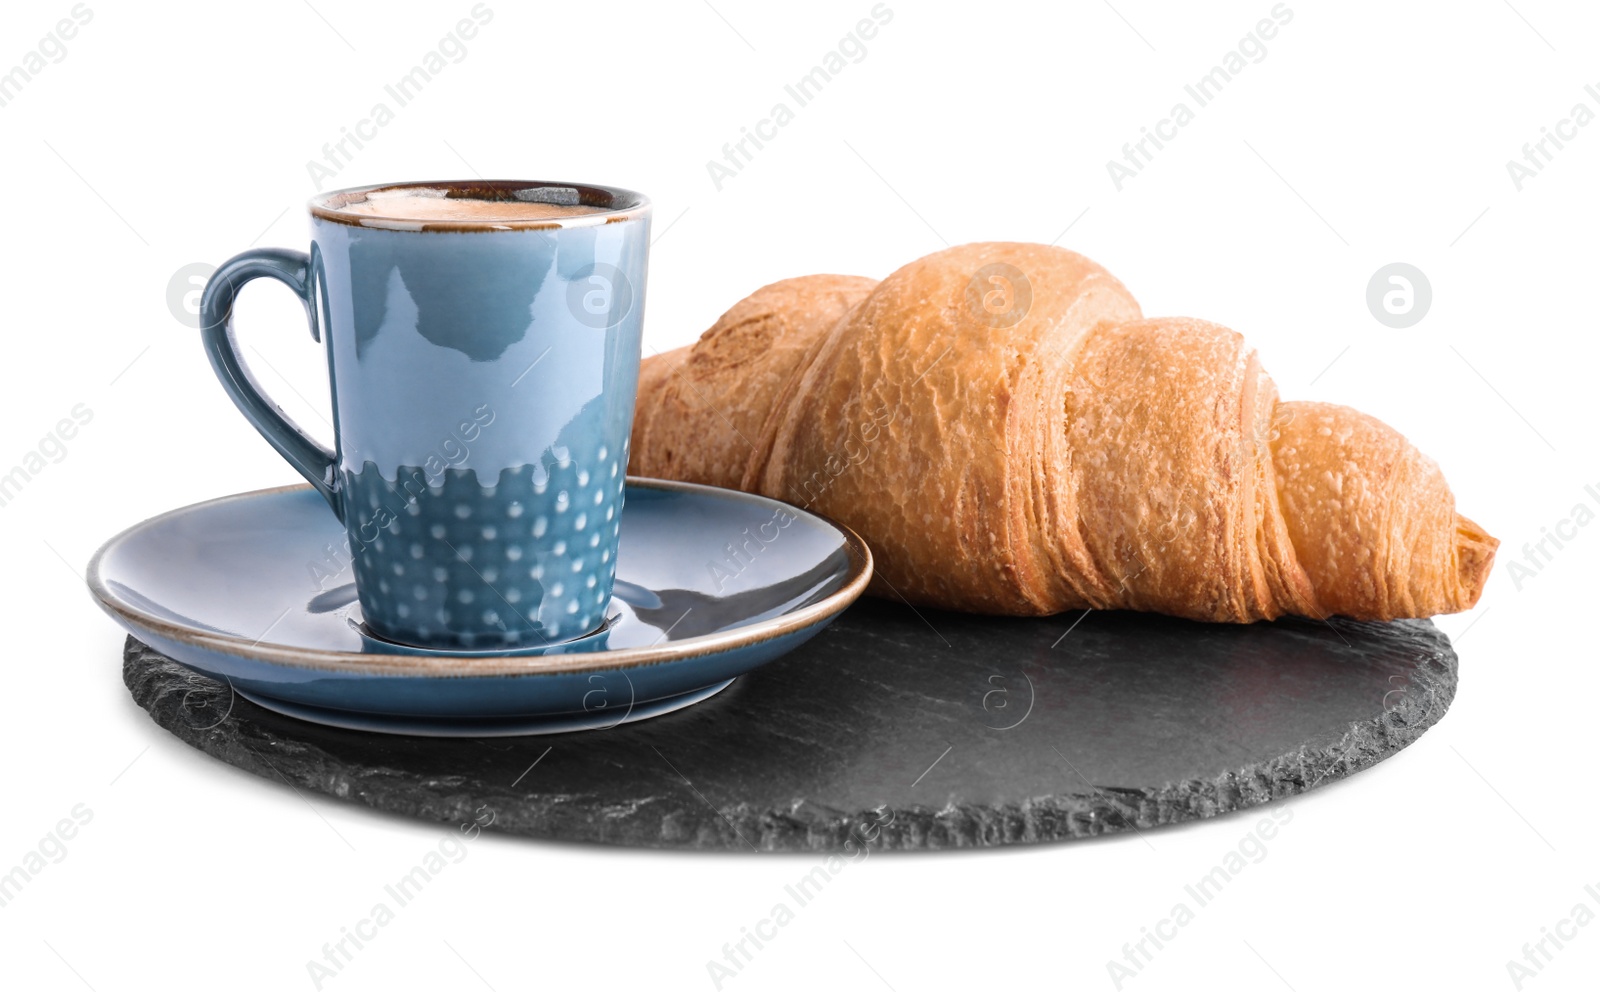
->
630 243 1497 623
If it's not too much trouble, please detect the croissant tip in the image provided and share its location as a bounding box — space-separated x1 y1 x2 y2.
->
1452 513 1498 611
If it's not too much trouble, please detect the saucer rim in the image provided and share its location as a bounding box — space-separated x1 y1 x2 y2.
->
87 478 872 679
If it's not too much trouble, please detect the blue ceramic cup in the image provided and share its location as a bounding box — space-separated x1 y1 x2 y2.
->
200 180 651 649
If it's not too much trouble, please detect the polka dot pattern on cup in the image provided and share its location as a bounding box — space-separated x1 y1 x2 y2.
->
343 448 626 649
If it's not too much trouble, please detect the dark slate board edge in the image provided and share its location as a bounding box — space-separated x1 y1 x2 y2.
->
122 633 1458 853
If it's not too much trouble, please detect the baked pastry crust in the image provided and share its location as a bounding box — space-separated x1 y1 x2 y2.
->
630 244 1496 622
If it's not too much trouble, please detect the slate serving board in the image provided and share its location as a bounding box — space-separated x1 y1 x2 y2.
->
122 598 1457 851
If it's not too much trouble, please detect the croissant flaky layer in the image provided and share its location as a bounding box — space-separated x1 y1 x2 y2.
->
630 243 1497 622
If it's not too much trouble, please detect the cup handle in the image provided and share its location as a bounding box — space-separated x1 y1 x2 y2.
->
199 247 342 521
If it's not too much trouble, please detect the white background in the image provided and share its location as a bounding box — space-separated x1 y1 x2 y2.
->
2 1 1597 989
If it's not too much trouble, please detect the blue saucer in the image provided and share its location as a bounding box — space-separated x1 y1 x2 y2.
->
88 480 871 736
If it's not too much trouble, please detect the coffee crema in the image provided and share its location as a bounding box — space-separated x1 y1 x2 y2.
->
339 191 604 222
